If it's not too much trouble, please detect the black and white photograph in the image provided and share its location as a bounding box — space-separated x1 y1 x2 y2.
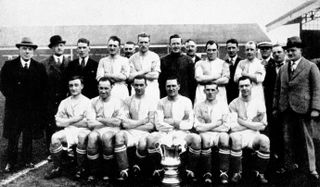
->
0 0 320 186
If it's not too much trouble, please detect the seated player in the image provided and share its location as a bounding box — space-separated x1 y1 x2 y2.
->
44 76 95 179
147 76 201 183
194 81 231 184
114 75 157 181
229 76 270 184
86 77 122 182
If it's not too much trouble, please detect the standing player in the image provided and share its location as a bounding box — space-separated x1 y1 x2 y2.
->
194 81 231 184
129 32 161 100
195 40 229 105
229 76 270 184
44 76 94 179
114 76 157 181
147 76 201 183
86 77 122 182
234 41 265 107
96 35 130 100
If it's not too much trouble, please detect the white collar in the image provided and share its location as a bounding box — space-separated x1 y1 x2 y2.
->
20 57 30 68
53 55 63 63
79 56 89 65
229 55 238 63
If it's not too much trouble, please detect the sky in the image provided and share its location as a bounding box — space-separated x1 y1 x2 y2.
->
0 0 306 43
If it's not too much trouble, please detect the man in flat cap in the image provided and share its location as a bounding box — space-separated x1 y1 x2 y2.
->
258 41 274 67
41 35 70 159
0 37 47 172
273 36 320 182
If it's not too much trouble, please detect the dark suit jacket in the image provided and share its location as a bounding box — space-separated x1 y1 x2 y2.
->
273 57 320 114
263 58 278 115
225 56 242 104
41 55 69 121
0 57 47 139
159 53 195 101
65 58 98 99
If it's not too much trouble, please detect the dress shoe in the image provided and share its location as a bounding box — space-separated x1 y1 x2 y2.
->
25 162 35 168
87 175 96 183
4 163 14 173
74 167 86 179
44 167 62 179
310 171 320 184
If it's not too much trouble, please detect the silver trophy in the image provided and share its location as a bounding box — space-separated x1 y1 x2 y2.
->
160 143 182 186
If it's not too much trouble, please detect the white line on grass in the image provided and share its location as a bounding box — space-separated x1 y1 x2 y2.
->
0 160 48 186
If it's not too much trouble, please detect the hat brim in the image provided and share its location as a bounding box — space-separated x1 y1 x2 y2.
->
48 41 66 48
258 45 272 49
284 43 304 50
16 43 38 49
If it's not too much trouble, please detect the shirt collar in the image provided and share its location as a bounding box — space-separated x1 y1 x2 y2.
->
292 58 302 66
229 55 238 63
20 57 30 67
53 55 63 63
79 56 89 64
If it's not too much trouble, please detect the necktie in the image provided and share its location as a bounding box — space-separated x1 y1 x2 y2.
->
81 58 86 68
24 63 28 69
57 57 61 64
291 62 295 72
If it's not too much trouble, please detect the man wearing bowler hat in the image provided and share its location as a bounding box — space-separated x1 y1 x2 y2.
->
41 35 70 159
273 36 320 182
0 37 47 172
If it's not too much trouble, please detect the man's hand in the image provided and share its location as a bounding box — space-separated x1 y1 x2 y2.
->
157 122 173 132
73 115 85 123
311 110 320 118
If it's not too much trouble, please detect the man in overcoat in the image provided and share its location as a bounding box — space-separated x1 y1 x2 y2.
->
273 36 320 181
0 37 47 172
41 35 69 158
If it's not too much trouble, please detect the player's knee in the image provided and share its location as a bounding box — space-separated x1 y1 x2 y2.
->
51 131 62 144
200 134 211 149
78 131 89 146
138 137 147 150
230 133 242 150
259 134 270 152
87 131 99 148
114 131 125 145
187 134 201 149
146 133 158 148
219 133 230 148
101 132 114 146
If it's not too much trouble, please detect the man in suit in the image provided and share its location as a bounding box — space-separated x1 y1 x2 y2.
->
185 39 200 103
66 38 98 99
41 35 69 159
159 34 195 103
273 36 320 181
123 41 136 59
263 44 285 169
0 37 47 172
225 39 242 104
185 39 201 63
